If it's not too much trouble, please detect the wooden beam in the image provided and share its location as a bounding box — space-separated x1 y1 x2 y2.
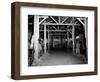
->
76 18 85 26
49 33 67 35
84 18 87 38
48 31 49 52
59 16 60 23
67 31 70 48
40 30 67 32
33 15 39 61
40 29 73 36
40 28 72 32
39 16 48 24
52 26 57 30
57 26 59 30
84 18 88 58
49 16 58 23
68 31 72 35
61 17 68 23
41 23 80 26
72 17 75 53
44 24 46 55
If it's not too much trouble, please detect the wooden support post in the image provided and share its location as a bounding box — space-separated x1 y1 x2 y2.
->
72 17 75 53
48 31 49 52
44 24 46 55
84 18 88 57
84 18 87 38
67 31 69 48
34 15 39 60
59 16 60 23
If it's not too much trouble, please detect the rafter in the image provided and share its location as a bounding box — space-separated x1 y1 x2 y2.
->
76 18 85 26
39 16 48 24
61 17 68 23
49 16 58 23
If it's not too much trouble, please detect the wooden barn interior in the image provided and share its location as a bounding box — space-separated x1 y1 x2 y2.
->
28 15 88 66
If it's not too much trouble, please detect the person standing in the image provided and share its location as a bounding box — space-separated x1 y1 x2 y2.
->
76 40 80 56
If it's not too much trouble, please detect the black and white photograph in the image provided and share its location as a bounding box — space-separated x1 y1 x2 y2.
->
11 2 97 79
28 15 88 66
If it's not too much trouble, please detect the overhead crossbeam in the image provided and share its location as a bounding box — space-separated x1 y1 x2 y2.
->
40 30 67 32
41 23 80 26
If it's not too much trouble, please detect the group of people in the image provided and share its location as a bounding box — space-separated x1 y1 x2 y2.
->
75 40 81 56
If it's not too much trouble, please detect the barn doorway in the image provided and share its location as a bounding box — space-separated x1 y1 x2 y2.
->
39 25 73 55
